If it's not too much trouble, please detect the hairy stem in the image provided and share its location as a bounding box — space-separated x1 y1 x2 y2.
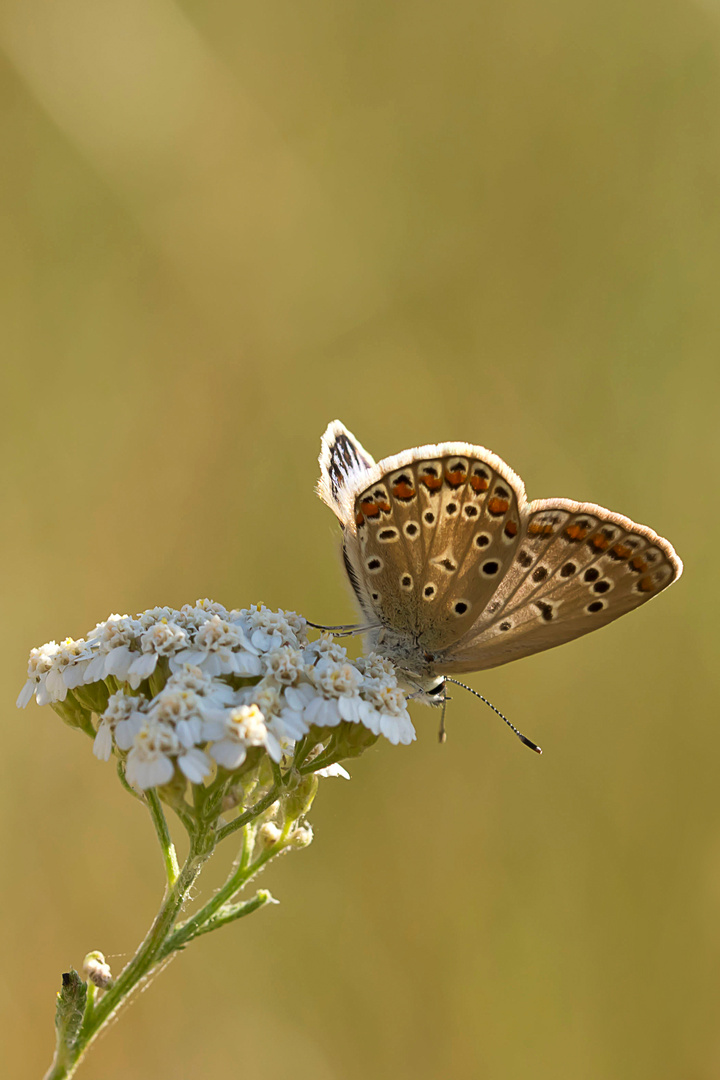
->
145 788 179 888
43 832 212 1080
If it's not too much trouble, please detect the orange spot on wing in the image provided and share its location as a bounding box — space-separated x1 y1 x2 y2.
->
355 511 365 527
631 556 649 573
361 499 381 518
392 480 416 500
638 575 655 592
611 543 632 559
445 468 467 488
376 501 391 513
530 521 555 536
591 535 610 551
488 497 509 516
421 475 443 491
504 520 518 537
565 523 589 541
470 474 489 492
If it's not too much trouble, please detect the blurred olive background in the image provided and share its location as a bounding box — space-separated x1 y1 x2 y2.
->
1 1 719 1078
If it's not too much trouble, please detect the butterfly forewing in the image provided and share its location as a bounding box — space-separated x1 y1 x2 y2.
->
434 500 682 673
317 420 376 523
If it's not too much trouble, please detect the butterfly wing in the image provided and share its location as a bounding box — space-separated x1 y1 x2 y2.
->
318 422 683 680
346 443 528 649
433 498 683 673
317 421 379 619
317 420 376 525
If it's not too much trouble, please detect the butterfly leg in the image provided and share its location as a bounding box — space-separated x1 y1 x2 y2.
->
305 619 381 637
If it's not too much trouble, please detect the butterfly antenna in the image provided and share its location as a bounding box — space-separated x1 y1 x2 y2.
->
444 678 542 754
438 692 448 744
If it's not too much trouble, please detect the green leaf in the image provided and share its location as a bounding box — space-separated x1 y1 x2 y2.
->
54 969 87 1052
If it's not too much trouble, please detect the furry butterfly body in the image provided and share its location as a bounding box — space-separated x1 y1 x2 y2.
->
318 420 682 699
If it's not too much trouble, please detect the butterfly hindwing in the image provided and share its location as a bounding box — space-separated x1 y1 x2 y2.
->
349 450 526 649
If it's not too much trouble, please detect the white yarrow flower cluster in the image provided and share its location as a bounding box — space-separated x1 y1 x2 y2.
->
18 602 415 789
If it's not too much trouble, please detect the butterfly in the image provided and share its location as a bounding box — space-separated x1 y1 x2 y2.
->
317 420 682 741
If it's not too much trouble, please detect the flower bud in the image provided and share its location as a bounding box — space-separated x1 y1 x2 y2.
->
257 822 282 850
83 951 113 990
288 824 313 849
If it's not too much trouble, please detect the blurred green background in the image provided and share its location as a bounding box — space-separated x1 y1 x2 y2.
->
1 1 718 1077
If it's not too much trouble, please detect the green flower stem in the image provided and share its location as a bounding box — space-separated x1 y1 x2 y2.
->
145 788 179 888
236 823 252 874
43 779 294 1079
175 890 275 942
161 825 288 956
161 888 275 956
195 770 234 826
43 831 214 1080
116 761 142 801
83 982 97 1024
270 758 284 787
215 785 281 844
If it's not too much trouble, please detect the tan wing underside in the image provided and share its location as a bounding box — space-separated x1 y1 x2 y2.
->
318 422 682 678
433 498 682 673
348 453 526 649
